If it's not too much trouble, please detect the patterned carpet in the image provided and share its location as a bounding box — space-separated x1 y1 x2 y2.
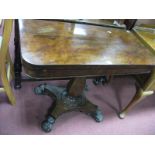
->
0 76 155 135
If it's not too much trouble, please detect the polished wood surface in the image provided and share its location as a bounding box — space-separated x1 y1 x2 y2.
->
119 26 155 117
53 19 121 28
19 19 155 67
0 36 2 46
134 27 155 51
0 19 2 27
0 19 15 105
15 20 155 123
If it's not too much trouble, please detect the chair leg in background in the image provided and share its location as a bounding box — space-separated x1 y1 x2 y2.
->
119 86 153 119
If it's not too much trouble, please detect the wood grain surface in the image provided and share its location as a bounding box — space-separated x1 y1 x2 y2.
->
19 19 155 66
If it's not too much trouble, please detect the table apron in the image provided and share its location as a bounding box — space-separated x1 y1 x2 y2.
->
23 67 152 79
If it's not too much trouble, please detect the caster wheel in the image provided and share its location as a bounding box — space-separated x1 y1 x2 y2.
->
91 109 104 122
119 112 126 119
41 116 55 132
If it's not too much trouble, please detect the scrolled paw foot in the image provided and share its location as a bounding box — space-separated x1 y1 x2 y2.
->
41 116 55 133
93 79 100 85
34 84 46 95
93 76 107 86
34 87 42 95
91 109 104 122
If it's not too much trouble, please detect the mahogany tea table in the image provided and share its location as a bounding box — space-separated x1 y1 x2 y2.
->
14 19 155 132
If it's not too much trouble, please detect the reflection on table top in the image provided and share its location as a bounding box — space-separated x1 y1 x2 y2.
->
134 26 155 51
55 19 121 27
18 19 155 66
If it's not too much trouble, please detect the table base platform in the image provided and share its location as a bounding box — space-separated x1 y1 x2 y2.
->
34 78 103 132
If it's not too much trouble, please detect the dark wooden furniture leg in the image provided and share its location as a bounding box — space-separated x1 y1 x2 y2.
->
14 19 22 89
124 19 137 30
34 78 103 132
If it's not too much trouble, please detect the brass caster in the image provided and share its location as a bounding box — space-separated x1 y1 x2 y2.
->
119 112 126 119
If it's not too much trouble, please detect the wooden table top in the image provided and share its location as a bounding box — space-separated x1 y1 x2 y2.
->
134 26 155 51
19 19 155 67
